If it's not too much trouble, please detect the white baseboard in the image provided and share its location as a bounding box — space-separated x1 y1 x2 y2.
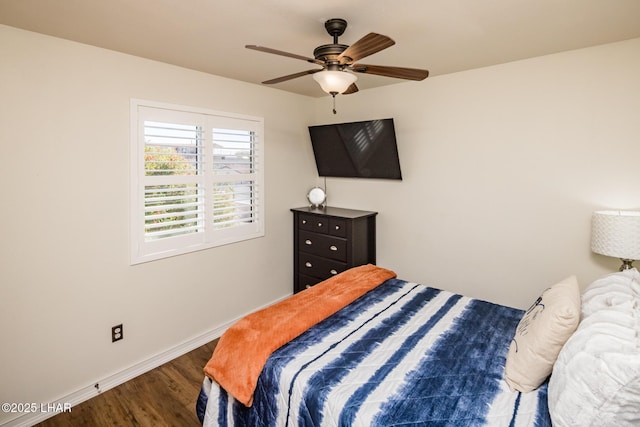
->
2 293 291 427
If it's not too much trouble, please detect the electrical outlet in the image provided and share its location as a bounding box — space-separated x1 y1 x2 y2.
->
112 324 123 342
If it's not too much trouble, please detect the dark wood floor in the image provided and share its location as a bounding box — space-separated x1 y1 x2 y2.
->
35 340 217 427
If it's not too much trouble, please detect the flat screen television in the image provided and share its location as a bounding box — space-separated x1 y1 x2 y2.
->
308 118 402 180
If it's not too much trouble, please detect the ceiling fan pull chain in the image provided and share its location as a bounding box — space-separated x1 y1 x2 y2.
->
332 92 337 114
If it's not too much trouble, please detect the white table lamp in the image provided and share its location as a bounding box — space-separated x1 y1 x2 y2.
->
591 210 640 271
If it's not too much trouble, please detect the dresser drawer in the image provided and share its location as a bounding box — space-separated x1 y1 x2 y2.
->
298 253 347 280
298 230 347 262
328 218 347 237
297 274 324 291
298 213 328 234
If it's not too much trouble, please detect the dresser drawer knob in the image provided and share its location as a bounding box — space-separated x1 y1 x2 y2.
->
305 262 312 268
329 245 338 251
335 225 340 230
317 222 323 227
302 219 307 224
330 269 338 275
305 239 312 245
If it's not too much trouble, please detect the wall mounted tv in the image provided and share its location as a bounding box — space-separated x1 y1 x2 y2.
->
308 118 402 180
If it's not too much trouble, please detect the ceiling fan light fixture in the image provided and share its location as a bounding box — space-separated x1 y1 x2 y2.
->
313 70 357 95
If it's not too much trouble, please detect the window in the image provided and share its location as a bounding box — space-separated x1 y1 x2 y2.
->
130 100 264 264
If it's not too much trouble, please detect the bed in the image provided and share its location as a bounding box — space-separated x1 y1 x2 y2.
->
196 265 640 427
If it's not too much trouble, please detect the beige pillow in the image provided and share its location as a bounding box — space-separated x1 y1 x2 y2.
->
504 275 580 392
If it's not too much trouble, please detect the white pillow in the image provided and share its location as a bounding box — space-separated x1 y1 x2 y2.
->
548 269 640 426
581 269 640 318
504 275 581 392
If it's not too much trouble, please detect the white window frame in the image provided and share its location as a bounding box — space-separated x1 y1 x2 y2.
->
130 99 264 264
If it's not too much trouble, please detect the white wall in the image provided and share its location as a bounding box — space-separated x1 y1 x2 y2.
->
0 25 316 425
311 37 640 308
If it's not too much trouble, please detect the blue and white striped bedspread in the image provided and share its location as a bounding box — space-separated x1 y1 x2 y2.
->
200 278 551 426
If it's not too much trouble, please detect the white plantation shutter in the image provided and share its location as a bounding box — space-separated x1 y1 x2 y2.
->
144 121 204 240
209 117 263 245
131 100 264 264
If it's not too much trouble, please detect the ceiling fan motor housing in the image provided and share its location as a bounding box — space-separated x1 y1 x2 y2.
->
314 44 349 64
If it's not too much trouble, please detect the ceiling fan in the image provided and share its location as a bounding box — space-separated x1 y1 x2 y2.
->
246 18 429 112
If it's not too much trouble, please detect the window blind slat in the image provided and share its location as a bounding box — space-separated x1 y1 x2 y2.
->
145 217 202 231
144 201 202 212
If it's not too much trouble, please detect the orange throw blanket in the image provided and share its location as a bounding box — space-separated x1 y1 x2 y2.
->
203 264 397 407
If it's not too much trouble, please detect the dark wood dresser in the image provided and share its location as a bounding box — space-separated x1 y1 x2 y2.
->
291 206 377 293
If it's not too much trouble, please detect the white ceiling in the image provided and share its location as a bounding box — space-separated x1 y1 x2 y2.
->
2 0 640 97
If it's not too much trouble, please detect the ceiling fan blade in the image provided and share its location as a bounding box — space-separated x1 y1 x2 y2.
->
262 69 322 85
351 63 429 81
342 83 359 95
338 33 395 63
246 45 324 66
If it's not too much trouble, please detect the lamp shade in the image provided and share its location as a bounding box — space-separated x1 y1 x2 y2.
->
313 70 357 94
591 210 640 260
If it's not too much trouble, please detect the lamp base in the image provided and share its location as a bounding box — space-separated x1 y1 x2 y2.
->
619 259 636 271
